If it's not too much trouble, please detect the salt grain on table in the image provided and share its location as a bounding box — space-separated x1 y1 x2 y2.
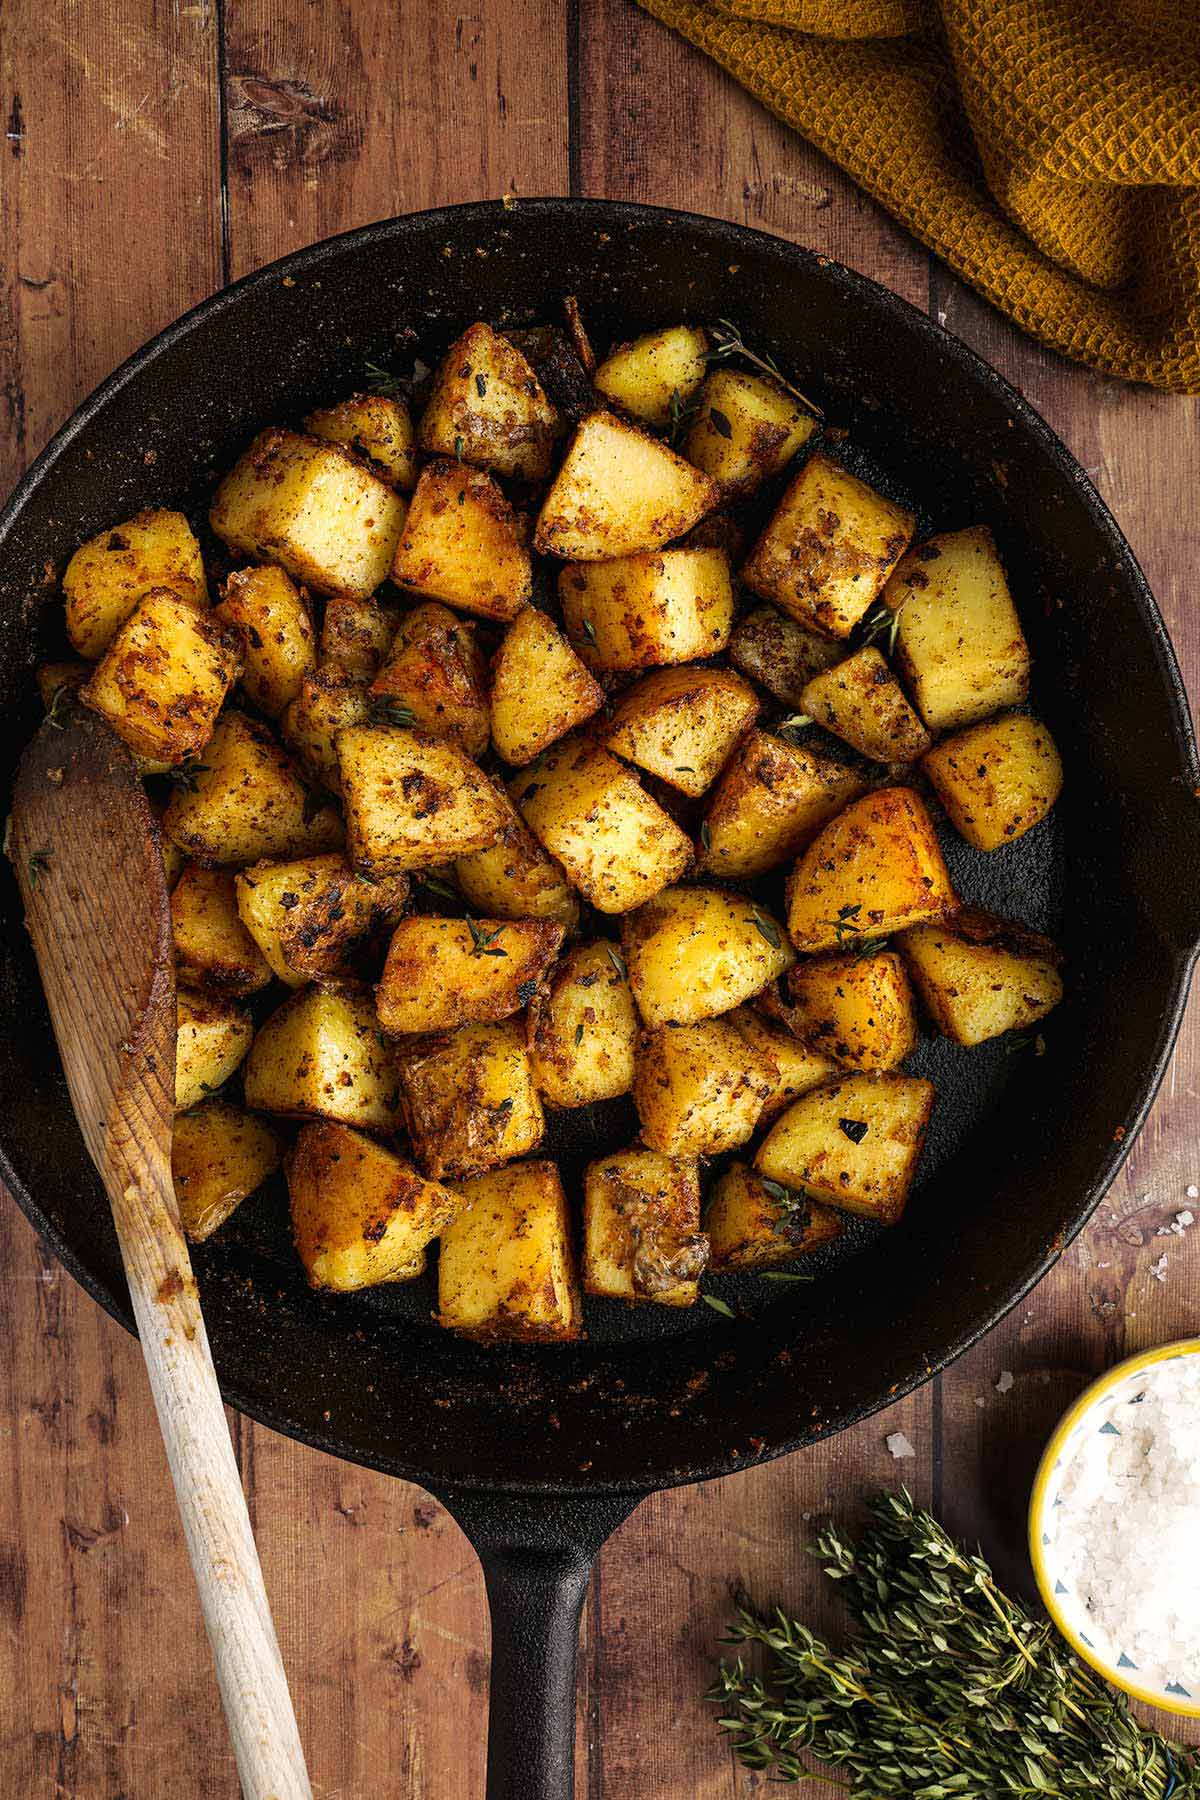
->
885 1431 915 1459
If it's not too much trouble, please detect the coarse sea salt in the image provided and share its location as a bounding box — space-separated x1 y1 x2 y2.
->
1051 1355 1200 1690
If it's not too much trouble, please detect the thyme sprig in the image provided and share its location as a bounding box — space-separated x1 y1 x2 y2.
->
466 917 507 958
708 320 824 422
859 600 903 656
368 695 417 728
364 359 408 399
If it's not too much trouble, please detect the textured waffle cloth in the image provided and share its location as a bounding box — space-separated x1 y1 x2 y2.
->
634 0 1200 391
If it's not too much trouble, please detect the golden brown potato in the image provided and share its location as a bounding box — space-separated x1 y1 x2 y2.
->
214 565 316 718
393 459 532 622
728 603 841 707
527 940 638 1108
727 1004 838 1121
280 662 371 792
705 1162 842 1272
741 453 915 638
592 324 708 428
534 411 718 561
897 908 1063 1046
419 322 560 482
922 713 1063 852
437 1160 581 1342
633 1017 776 1155
801 646 931 764
754 1071 934 1225
558 546 734 673
399 1019 544 1180
175 986 253 1111
683 368 818 500
699 731 871 880
304 393 419 491
171 1100 285 1243
489 606 604 766
376 916 564 1035
582 1148 707 1307
242 985 404 1132
81 589 242 765
235 854 408 986
64 508 208 660
336 723 506 878
288 1120 461 1291
455 786 581 930
319 593 402 682
621 884 794 1027
171 864 272 995
163 711 343 867
785 950 918 1072
369 602 490 758
785 786 954 953
605 666 759 796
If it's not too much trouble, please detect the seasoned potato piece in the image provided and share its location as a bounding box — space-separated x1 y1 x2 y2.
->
605 666 758 796
622 885 794 1027
785 786 954 953
705 1162 842 1271
210 428 406 600
786 950 917 1072
419 322 560 483
755 1071 934 1225
370 602 490 758
527 940 638 1108
337 724 505 877
376 916 564 1035
456 787 580 930
36 660 90 711
897 908 1063 1046
304 393 418 491
922 713 1063 851
81 590 241 765
235 854 408 986
534 411 718 561
558 547 733 673
164 711 343 867
884 527 1030 732
175 986 253 1111
728 1004 838 1121
437 1160 580 1342
320 593 402 682
171 864 272 995
582 1148 707 1307
399 1019 544 1180
728 603 840 707
592 324 708 428
393 460 532 622
699 731 870 880
683 369 818 499
214 565 316 718
514 741 692 914
633 1017 776 1155
280 663 371 792
489 606 604 766
801 646 931 764
171 1100 284 1242
741 453 914 638
242 985 403 1132
64 508 207 660
288 1120 461 1291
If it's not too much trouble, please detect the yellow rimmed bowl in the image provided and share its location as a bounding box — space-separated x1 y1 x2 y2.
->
1030 1338 1200 1718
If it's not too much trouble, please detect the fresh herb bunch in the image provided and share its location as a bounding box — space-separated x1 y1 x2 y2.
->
709 1489 1199 1798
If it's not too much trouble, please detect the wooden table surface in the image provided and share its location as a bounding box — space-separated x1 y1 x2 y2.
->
2 4 1198 1795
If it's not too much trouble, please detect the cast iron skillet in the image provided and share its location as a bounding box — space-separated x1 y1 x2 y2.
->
1 200 1199 1798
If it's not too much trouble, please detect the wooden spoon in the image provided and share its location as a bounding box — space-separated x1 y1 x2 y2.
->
10 705 312 1800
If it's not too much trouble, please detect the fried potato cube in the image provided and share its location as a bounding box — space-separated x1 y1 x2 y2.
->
622 884 794 1026
489 606 604 767
728 603 841 707
605 666 758 796
699 730 870 881
786 950 917 1072
280 662 371 792
164 711 343 867
922 712 1063 851
214 565 316 718
210 428 406 600
755 1071 934 1225
633 1017 776 1155
728 1004 838 1121
456 786 581 930
320 593 402 682
235 854 408 986
393 460 532 622
81 589 241 765
582 1148 707 1307
242 985 403 1132
337 724 505 878
171 864 272 995
64 508 208 659
419 322 560 482
801 646 931 764
593 324 709 428
785 786 954 953
437 1160 580 1341
897 908 1063 1046
527 940 638 1108
705 1162 842 1271
514 741 693 914
884 527 1030 732
683 369 818 499
304 393 418 491
400 1019 544 1180
534 411 718 561
376 916 564 1035
288 1120 461 1291
171 1099 284 1242
175 986 253 1111
369 601 490 758
742 453 915 638
558 546 734 672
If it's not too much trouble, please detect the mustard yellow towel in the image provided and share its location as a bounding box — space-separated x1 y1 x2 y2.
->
634 0 1200 392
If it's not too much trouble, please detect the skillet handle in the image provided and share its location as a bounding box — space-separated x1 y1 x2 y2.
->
432 1488 640 1799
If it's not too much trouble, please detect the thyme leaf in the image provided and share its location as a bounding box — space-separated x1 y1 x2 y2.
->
466 917 507 958
701 1293 736 1320
27 848 51 889
708 406 733 439
605 944 627 980
751 908 782 950
368 695 417 728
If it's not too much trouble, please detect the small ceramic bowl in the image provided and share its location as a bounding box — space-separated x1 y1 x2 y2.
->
1030 1338 1200 1718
